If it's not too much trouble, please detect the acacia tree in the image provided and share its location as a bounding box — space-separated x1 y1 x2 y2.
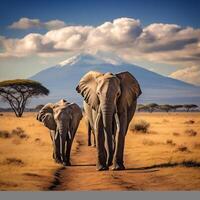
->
183 104 198 112
146 103 159 113
137 104 145 112
158 104 173 112
0 79 49 117
172 104 183 112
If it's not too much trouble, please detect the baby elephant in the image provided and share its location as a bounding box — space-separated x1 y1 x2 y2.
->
37 99 82 166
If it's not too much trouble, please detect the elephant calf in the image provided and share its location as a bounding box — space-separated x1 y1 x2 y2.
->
36 99 82 166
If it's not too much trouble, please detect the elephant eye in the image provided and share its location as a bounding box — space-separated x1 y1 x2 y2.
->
97 91 100 96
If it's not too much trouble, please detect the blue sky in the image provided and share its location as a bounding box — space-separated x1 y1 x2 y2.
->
0 0 200 85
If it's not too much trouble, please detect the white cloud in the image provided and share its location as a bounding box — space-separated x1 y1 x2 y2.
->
170 66 200 85
1 17 200 70
8 17 66 30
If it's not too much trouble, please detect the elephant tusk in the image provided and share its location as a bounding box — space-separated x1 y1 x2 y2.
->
94 108 101 132
114 112 120 136
64 140 68 159
54 130 59 140
68 130 72 140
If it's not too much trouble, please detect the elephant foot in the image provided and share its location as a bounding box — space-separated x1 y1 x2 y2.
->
55 159 62 164
107 162 113 167
112 163 125 171
92 144 96 148
63 161 71 166
88 143 92 146
96 165 109 171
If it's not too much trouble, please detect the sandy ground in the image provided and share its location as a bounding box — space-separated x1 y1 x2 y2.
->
0 112 200 191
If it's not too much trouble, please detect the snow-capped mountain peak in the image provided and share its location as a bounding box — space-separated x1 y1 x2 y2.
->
58 53 125 67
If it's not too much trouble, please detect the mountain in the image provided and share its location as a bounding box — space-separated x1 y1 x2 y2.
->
30 54 200 107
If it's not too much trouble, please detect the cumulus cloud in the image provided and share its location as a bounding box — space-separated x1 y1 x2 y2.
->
1 17 200 70
170 66 200 85
8 17 66 30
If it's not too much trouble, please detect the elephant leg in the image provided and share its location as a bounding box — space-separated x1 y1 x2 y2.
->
87 122 92 146
50 130 57 161
54 131 62 163
60 133 67 165
113 113 127 170
105 130 113 167
65 139 72 166
96 118 108 171
92 131 96 147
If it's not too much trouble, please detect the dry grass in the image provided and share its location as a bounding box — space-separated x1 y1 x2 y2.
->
193 142 200 149
3 158 24 166
166 139 176 146
0 112 200 191
11 127 29 139
129 120 150 133
184 120 195 124
0 130 11 138
173 132 180 136
184 129 197 136
0 112 59 191
175 145 190 152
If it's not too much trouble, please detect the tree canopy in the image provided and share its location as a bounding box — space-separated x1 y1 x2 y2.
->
0 79 49 117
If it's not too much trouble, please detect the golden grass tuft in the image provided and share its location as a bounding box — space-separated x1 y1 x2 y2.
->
175 145 190 152
185 129 197 137
3 158 24 166
129 120 150 133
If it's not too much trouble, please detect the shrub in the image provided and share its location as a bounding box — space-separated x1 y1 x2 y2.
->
11 127 29 139
175 145 190 152
166 139 176 146
142 139 155 146
130 120 150 133
184 120 195 124
185 129 197 136
0 130 11 138
3 158 24 166
173 132 180 136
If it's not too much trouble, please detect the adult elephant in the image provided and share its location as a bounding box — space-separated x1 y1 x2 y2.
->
37 99 82 166
76 71 141 170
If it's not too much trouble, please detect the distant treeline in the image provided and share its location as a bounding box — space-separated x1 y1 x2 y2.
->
0 103 199 113
137 103 199 112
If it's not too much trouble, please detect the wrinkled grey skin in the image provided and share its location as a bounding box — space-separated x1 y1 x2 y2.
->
76 71 141 171
37 99 82 166
83 110 96 147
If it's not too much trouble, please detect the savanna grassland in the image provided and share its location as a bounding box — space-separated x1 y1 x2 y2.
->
0 112 200 191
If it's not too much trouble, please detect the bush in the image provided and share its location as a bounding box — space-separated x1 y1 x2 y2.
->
166 139 176 146
3 158 24 166
173 132 180 136
0 130 11 138
142 139 155 146
130 120 150 133
11 127 29 139
185 129 197 136
184 120 195 124
175 145 190 152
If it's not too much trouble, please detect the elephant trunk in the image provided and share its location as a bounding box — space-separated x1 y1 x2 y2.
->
101 103 115 166
58 123 69 164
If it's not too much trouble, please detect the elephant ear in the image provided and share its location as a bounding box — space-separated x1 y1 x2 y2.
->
76 71 102 111
37 103 56 130
68 103 83 134
116 71 142 112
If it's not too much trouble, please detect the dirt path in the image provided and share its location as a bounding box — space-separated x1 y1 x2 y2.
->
47 129 200 191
